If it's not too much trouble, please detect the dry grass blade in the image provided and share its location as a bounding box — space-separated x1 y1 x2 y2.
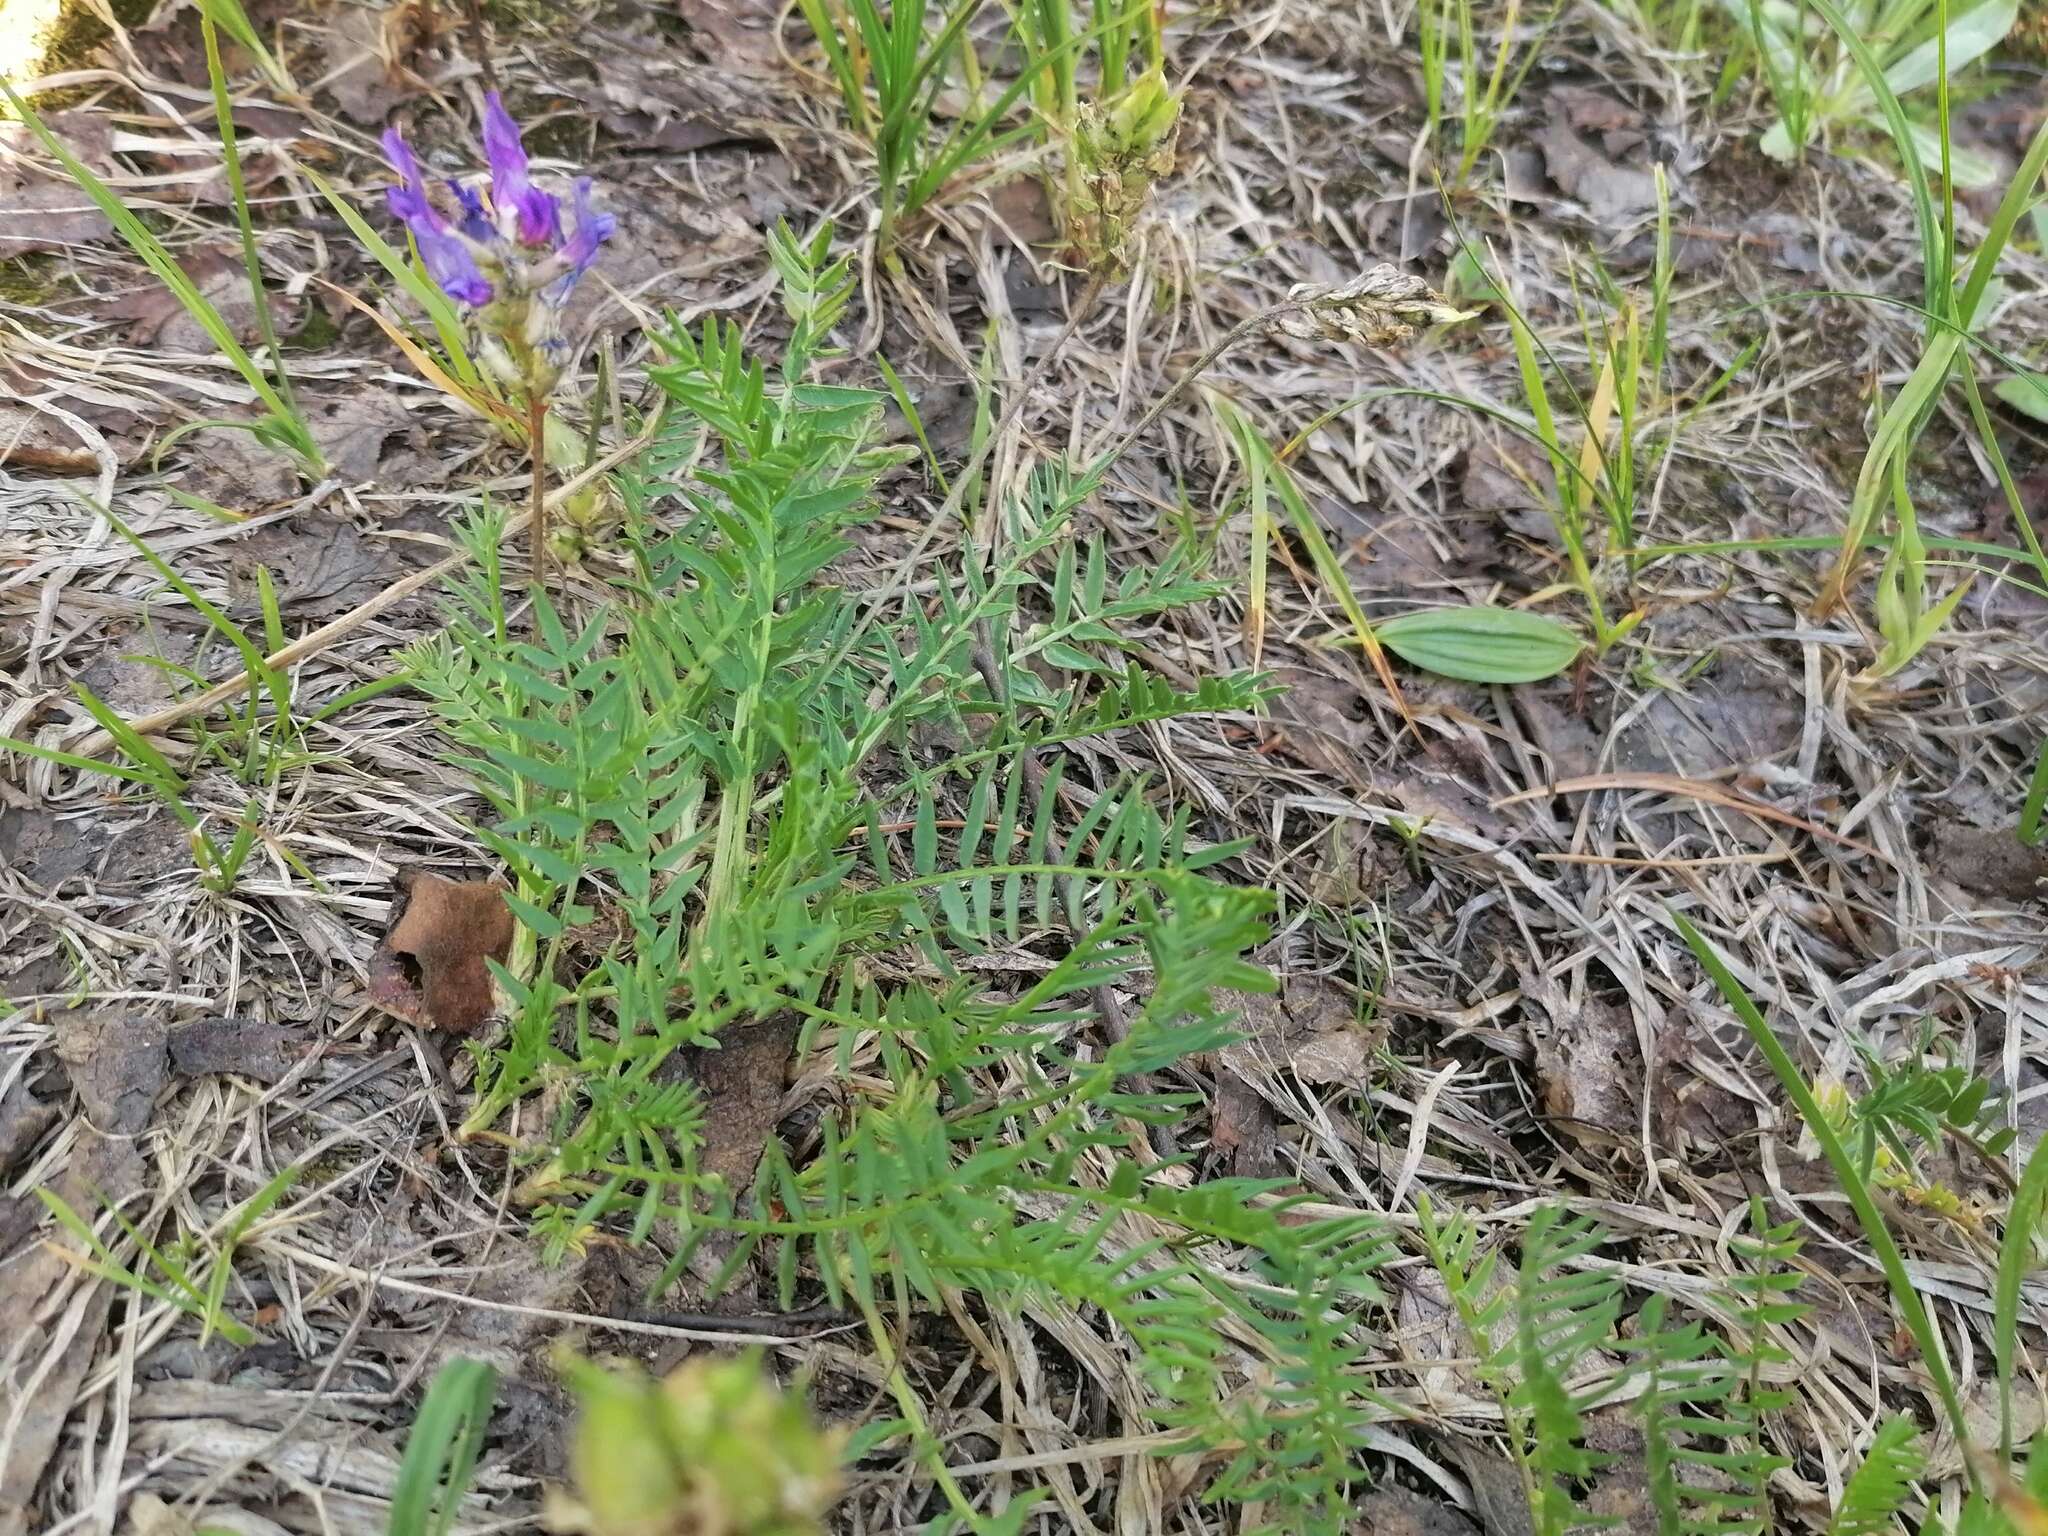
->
1494 771 1891 860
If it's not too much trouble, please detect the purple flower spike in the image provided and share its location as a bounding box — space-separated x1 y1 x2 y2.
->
482 92 561 247
382 129 494 308
380 101 608 395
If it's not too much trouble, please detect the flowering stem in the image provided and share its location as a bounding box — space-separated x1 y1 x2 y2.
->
527 391 548 583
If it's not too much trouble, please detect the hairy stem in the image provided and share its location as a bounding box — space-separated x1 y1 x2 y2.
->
528 392 549 583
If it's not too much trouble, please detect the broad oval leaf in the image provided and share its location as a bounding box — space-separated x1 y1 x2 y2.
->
1374 606 1584 684
1882 0 2016 96
1759 118 1806 163
1904 120 2001 187
1994 372 2048 425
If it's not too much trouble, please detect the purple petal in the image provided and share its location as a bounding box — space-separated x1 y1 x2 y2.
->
382 129 437 227
417 229 495 307
481 91 559 247
448 179 494 243
382 130 493 307
549 179 615 304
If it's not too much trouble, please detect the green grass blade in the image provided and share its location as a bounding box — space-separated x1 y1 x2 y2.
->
0 730 168 788
0 83 315 467
794 0 870 128
876 354 950 493
87 500 289 724
201 13 300 431
1997 1135 2048 1460
299 164 484 394
1797 0 1945 312
194 0 292 93
1673 911 1974 1483
1956 117 2048 328
199 1164 300 1347
2020 737 2048 848
389 1359 499 1536
911 4 1140 210
67 685 189 794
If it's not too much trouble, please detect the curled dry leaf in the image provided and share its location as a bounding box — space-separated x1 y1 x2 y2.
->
1533 88 1664 223
665 1014 799 1193
368 870 514 1034
0 406 119 474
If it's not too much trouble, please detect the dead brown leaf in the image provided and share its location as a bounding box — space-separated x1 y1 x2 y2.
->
53 1010 168 1135
1609 659 1805 779
675 0 786 75
1576 1428 1658 1536
0 1076 57 1176
1513 689 1603 781
1208 1072 1281 1178
304 385 427 483
0 405 119 474
367 870 514 1034
174 424 301 511
1923 819 2048 903
168 1015 312 1084
988 175 1060 247
227 515 415 621
1534 88 1663 223
591 54 764 152
1306 816 1400 908
1440 1436 1536 1536
1518 967 1640 1146
667 1014 799 1192
1217 975 1382 1088
0 114 115 257
0 1127 145 1536
1649 1017 1761 1155
1550 85 1646 142
102 248 302 353
1355 1487 1481 1536
323 0 442 125
1460 437 1557 547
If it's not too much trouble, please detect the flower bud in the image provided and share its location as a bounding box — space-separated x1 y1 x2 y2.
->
545 1351 842 1536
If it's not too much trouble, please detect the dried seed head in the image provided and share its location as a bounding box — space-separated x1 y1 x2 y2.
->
1271 265 1478 347
1070 68 1181 273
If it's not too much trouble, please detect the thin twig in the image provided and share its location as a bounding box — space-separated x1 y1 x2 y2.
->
460 0 498 93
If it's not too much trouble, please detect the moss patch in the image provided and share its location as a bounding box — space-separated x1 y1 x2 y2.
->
0 253 64 305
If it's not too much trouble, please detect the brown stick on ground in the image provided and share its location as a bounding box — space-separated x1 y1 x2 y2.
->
460 0 498 92
56 404 666 762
